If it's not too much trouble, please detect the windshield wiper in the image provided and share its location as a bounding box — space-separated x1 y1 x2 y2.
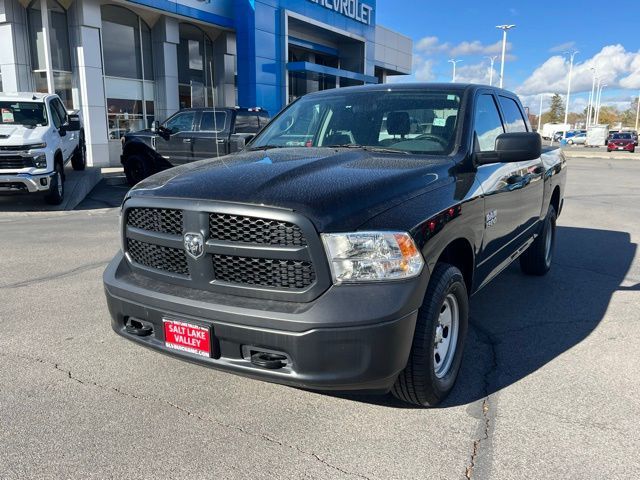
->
247 145 284 151
329 144 410 154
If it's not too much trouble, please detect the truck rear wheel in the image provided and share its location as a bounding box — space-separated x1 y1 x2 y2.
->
391 264 469 407
124 154 151 186
71 134 86 171
520 205 557 275
44 162 64 205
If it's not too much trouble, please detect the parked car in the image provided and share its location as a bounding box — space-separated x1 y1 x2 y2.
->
0 92 85 204
103 83 566 407
567 133 587 145
605 130 619 146
607 132 635 153
121 107 270 185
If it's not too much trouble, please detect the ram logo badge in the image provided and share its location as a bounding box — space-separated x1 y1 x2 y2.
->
184 232 204 259
486 210 497 228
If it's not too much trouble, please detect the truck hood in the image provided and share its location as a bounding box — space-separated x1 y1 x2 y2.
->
129 147 453 231
0 125 47 145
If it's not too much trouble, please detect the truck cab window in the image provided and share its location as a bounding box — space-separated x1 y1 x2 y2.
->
499 96 528 133
164 112 196 133
474 94 505 152
200 111 227 132
234 114 260 133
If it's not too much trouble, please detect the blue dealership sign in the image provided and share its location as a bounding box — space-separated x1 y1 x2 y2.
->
126 0 234 26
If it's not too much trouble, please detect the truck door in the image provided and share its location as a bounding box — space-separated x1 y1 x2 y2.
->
155 111 197 165
191 110 229 160
496 95 544 236
49 98 75 161
473 93 526 283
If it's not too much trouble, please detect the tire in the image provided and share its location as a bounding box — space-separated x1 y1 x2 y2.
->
44 162 64 205
71 134 86 171
520 205 557 276
631 148 635 153
391 264 469 407
568 140 574 145
124 154 151 186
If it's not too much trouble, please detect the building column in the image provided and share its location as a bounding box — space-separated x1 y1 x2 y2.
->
67 0 109 167
0 0 32 92
213 31 236 108
152 16 179 123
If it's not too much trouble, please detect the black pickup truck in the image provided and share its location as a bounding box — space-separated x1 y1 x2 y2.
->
121 107 269 185
104 84 566 406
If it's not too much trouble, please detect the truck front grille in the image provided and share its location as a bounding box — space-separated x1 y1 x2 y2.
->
127 208 183 235
122 201 330 301
213 255 315 289
209 213 307 246
127 238 189 276
0 156 33 169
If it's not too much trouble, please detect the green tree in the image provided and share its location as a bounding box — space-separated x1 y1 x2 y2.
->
619 97 639 128
597 106 620 127
547 94 565 123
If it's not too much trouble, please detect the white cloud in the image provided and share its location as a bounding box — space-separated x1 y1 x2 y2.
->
517 45 640 96
415 36 449 54
451 62 498 85
413 36 512 58
549 41 576 53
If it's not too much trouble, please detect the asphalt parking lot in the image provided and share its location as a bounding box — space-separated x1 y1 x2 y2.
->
0 157 638 479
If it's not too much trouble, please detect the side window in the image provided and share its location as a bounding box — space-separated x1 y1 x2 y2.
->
50 101 63 129
200 111 227 132
234 114 261 133
499 96 528 132
163 111 196 133
474 94 505 152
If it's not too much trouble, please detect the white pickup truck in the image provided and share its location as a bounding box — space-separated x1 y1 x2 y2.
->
0 92 85 205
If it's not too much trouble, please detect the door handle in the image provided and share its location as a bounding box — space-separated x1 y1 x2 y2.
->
216 139 225 144
183 138 192 144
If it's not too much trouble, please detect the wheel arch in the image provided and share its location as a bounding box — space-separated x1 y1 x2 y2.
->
433 237 475 295
550 185 561 215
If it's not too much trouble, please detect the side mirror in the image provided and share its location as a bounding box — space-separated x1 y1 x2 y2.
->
151 120 160 133
67 114 81 132
58 125 67 137
475 132 541 165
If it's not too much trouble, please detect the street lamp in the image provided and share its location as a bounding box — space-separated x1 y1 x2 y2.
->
595 83 607 125
586 68 597 128
592 76 601 125
448 59 463 82
537 93 553 132
635 90 640 132
485 56 498 86
562 51 578 139
496 24 515 88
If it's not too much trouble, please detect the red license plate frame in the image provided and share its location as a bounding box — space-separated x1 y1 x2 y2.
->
163 319 211 357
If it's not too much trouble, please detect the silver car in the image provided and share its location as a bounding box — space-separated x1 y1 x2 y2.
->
567 133 587 145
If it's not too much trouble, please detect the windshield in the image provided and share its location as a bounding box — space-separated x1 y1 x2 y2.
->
0 101 48 127
611 133 632 140
250 90 461 155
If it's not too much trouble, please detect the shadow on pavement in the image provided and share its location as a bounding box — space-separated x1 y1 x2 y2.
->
335 226 637 408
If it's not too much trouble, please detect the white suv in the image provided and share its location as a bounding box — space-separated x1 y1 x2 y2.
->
0 92 85 204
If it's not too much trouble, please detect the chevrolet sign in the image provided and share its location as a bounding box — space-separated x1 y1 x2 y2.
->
308 0 374 25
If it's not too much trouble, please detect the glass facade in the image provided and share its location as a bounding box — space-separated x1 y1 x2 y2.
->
178 24 214 109
27 0 73 107
101 5 155 139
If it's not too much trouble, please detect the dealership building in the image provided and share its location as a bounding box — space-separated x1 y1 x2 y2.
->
0 0 412 165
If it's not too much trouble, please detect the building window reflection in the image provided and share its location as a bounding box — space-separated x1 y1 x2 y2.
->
178 23 214 108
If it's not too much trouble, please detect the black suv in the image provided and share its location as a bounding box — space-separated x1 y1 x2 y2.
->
121 107 269 185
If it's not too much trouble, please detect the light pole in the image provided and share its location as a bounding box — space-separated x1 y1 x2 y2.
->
595 84 607 125
562 51 578 139
496 24 515 88
586 68 597 128
635 91 639 131
485 56 497 86
592 76 601 125
448 59 462 82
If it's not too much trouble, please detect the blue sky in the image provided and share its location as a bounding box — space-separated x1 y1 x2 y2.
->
376 0 640 112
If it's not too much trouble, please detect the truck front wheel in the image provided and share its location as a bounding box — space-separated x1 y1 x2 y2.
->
124 154 152 186
44 162 64 205
391 264 469 407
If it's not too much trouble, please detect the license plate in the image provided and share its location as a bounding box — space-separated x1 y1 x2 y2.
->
617 147 624 150
163 319 211 357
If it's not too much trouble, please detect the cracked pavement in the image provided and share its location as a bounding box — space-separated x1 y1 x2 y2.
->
0 157 639 479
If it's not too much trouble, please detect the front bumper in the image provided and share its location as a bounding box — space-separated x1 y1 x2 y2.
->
103 252 428 392
0 171 54 193
608 144 634 151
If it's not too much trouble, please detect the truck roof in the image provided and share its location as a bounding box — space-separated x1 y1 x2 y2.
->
0 92 56 102
301 82 518 99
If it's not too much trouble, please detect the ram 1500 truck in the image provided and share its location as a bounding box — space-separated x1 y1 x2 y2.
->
120 107 269 186
0 92 85 204
104 84 566 406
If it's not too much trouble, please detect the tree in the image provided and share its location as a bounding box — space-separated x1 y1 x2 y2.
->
619 97 639 128
547 94 565 123
597 106 620 127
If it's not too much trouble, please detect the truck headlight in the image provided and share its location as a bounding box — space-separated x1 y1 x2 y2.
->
321 231 424 283
33 154 47 168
